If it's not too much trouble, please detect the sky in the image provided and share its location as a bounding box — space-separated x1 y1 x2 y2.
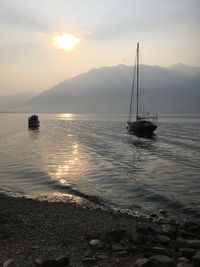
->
0 0 200 95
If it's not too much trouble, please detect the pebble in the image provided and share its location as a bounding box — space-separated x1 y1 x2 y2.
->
89 239 102 249
137 224 155 235
179 248 196 259
114 250 129 256
182 221 200 234
177 257 190 263
188 240 200 249
159 209 165 215
34 257 70 267
177 263 192 267
157 234 171 244
111 242 124 252
95 252 108 260
40 259 59 267
103 229 127 242
162 224 177 237
84 249 96 258
177 238 200 249
3 260 35 267
193 250 200 267
56 255 70 266
134 258 151 267
149 254 175 267
3 260 15 267
82 257 97 266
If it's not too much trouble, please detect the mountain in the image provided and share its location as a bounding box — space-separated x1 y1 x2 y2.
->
0 92 36 112
170 63 200 75
28 64 200 114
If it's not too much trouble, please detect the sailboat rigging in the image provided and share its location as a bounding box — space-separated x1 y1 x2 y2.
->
127 43 158 136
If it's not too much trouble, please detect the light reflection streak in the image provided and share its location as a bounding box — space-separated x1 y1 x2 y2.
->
59 113 75 120
46 140 88 187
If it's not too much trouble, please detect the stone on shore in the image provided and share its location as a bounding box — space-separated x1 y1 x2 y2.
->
181 221 200 234
179 248 196 259
134 258 151 267
177 238 200 249
89 239 102 250
3 259 35 267
34 256 70 267
177 257 190 264
56 255 70 266
111 242 124 252
3 259 15 267
101 229 127 243
149 255 175 267
193 250 200 267
82 257 97 266
162 224 177 238
177 263 192 267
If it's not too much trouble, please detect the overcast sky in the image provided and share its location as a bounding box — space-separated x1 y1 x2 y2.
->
0 0 199 95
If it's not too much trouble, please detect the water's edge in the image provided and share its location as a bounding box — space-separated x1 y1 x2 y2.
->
0 186 188 224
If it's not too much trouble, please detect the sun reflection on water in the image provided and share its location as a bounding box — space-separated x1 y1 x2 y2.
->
59 113 75 120
46 141 88 187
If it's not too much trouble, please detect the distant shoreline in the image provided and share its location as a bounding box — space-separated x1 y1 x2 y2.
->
1 111 200 116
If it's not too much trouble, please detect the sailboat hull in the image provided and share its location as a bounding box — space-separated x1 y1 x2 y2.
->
128 121 157 136
127 43 158 136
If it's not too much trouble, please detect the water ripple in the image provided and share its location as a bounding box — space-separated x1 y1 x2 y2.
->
0 113 200 219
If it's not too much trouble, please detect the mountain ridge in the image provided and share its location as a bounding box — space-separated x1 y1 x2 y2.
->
1 63 200 114
169 63 200 75
28 63 200 114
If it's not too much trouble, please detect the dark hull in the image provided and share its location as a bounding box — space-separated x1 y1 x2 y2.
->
28 115 40 129
28 121 40 129
128 121 157 136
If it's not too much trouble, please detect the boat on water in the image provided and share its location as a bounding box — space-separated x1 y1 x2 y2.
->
28 114 40 129
127 42 158 136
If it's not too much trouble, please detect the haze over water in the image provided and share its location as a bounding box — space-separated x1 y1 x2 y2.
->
0 113 200 219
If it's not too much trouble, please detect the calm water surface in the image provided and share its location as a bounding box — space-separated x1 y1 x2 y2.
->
0 113 200 219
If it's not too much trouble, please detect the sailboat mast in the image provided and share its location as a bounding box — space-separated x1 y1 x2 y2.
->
136 42 139 121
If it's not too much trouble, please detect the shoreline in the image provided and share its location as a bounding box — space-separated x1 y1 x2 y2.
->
1 194 200 266
0 188 183 225
1 187 198 224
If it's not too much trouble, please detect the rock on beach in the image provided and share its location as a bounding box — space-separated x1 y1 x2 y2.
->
1 195 200 266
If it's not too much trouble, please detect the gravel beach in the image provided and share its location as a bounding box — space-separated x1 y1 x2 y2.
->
1 194 200 267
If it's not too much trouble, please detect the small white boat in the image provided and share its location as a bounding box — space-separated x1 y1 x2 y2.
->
28 114 40 129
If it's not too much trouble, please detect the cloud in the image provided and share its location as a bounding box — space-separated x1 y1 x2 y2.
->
72 0 200 42
0 1 46 30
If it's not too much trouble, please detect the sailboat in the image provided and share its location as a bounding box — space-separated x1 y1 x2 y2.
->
127 43 158 136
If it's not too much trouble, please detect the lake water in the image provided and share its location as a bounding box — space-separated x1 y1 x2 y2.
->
0 113 200 219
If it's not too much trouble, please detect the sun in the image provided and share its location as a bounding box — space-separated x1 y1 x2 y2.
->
52 33 81 51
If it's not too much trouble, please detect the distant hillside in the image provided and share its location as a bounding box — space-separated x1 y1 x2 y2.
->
0 92 36 112
28 64 200 114
170 63 200 75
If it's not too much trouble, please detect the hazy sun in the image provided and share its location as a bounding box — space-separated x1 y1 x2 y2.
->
52 33 81 51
